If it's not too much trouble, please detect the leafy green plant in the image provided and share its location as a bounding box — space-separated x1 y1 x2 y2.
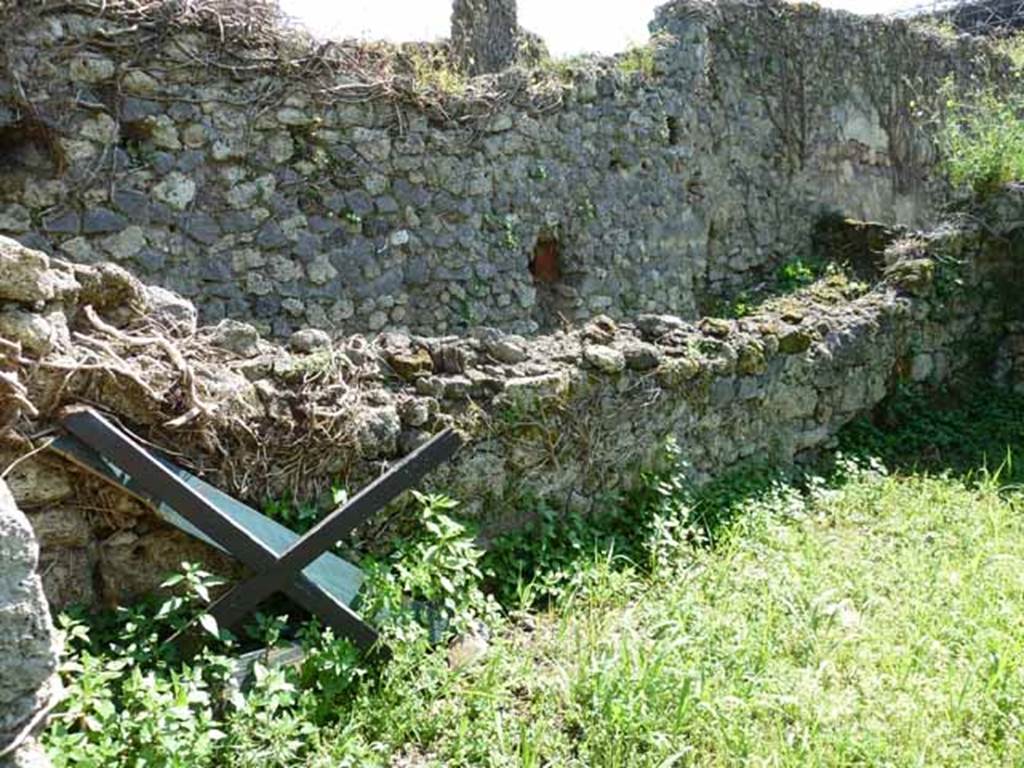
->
839 380 1024 483
577 195 597 221
529 163 549 181
362 492 496 640
938 79 1024 197
292 625 365 724
776 257 817 291
262 484 346 535
995 32 1024 71
45 562 234 767
617 40 659 78
263 494 322 535
911 18 958 39
726 290 754 318
483 441 705 608
502 214 519 249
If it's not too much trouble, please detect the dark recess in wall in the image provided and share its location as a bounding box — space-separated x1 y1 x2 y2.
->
0 120 58 176
666 116 680 145
530 232 561 284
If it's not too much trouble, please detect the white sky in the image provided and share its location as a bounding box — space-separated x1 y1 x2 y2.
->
279 0 920 57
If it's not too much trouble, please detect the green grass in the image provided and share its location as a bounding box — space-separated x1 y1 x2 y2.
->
44 385 1024 767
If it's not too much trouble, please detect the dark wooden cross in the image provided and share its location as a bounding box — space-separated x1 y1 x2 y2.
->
54 406 462 650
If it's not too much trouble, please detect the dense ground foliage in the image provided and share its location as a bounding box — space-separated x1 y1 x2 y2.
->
43 384 1024 766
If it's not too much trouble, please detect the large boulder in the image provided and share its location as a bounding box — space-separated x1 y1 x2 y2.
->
0 237 78 306
0 479 60 768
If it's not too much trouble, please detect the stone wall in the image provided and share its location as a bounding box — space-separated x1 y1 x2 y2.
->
0 0 1008 340
1 188 1020 611
451 0 519 75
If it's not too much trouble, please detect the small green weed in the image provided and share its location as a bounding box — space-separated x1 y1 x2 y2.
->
617 37 666 79
407 48 467 96
263 485 347 534
362 492 497 640
911 18 958 39
995 31 1024 71
776 256 818 291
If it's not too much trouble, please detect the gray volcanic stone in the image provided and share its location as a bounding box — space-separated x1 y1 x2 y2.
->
584 344 626 373
0 237 77 304
82 208 127 234
41 211 79 235
181 212 221 245
111 190 151 223
209 318 262 357
0 479 61 768
0 205 32 234
144 284 198 334
637 314 687 341
120 97 159 121
485 335 528 364
0 310 65 356
289 327 331 353
622 340 662 370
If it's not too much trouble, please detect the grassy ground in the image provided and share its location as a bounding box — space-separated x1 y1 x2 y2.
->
44 385 1024 767
308 466 1024 767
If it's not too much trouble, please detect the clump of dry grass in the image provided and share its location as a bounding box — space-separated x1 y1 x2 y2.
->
2 0 576 124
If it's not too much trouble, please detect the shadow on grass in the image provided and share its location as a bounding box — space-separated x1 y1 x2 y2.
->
483 379 1024 609
837 380 1024 485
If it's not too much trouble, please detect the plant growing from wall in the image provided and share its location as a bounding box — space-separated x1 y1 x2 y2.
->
937 79 1024 197
617 41 657 79
712 5 824 175
406 46 468 97
776 257 817 291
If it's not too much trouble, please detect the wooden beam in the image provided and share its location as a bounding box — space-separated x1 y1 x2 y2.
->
209 428 462 631
59 406 380 648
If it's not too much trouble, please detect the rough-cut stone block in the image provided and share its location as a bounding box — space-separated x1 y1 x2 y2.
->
0 237 77 304
0 479 61 766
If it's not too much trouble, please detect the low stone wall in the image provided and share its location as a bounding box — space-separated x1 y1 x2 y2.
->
1 190 1020 611
0 0 1008 339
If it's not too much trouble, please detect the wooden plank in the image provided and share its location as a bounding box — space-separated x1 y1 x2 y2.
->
58 407 378 648
50 435 365 607
210 428 462 631
177 472 364 606
50 434 222 549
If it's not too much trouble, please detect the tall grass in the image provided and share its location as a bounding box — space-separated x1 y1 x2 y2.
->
44 385 1024 766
